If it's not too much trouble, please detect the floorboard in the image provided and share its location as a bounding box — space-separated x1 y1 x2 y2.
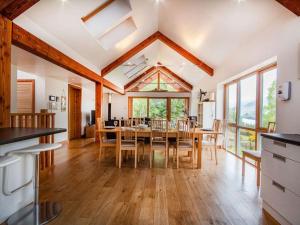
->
37 139 276 225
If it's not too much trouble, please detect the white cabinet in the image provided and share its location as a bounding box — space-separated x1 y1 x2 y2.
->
197 102 215 129
262 135 300 225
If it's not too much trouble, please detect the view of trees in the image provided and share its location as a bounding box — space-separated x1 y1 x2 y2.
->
262 80 276 127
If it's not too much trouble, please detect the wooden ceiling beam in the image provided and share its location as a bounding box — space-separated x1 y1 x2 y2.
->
101 32 160 76
159 65 193 90
81 0 115 22
0 0 39 20
101 31 214 77
275 0 300 16
12 23 124 95
124 66 157 90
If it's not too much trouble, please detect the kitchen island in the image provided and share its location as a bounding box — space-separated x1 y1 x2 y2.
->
0 128 66 223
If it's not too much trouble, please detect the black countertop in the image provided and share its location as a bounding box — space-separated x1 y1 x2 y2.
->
0 128 67 145
261 133 300 146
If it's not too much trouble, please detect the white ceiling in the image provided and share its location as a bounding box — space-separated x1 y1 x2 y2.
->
13 0 291 89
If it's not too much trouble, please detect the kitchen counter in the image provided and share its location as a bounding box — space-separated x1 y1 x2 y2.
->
0 128 67 145
261 133 300 146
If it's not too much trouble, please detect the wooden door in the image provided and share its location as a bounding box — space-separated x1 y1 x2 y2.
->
17 79 35 113
68 85 82 140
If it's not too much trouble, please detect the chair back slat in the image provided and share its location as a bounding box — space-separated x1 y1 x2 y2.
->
151 119 168 140
177 119 195 141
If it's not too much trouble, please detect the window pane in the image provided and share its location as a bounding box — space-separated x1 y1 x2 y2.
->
227 83 237 123
171 98 186 121
261 68 277 128
149 98 167 119
226 126 236 154
132 98 147 118
239 75 257 128
238 129 256 156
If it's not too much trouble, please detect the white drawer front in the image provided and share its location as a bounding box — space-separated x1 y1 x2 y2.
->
262 150 300 196
262 138 300 163
261 175 300 225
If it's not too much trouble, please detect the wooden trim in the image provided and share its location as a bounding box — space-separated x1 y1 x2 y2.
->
11 23 124 95
124 66 157 90
275 0 300 16
0 0 39 20
0 0 15 11
81 0 115 22
159 65 193 90
68 84 82 140
157 32 213 76
224 64 277 157
101 31 214 77
17 79 35 113
0 15 12 128
129 96 190 119
262 209 281 225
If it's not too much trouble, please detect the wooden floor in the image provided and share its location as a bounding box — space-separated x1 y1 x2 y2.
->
40 139 275 225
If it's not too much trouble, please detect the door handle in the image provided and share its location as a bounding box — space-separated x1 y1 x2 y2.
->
273 154 286 163
272 181 285 192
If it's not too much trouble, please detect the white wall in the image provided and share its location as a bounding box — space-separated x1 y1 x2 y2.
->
102 92 191 120
215 14 300 133
11 70 95 142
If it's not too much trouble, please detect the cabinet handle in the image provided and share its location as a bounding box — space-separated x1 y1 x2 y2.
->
273 141 286 148
272 181 285 192
273 154 286 162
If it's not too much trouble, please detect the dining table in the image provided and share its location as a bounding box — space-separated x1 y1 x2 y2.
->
96 127 222 169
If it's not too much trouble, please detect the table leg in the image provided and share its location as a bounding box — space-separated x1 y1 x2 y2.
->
116 131 120 167
197 134 203 169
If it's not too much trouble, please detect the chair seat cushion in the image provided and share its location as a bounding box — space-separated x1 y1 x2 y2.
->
102 139 116 144
243 150 261 158
178 141 193 149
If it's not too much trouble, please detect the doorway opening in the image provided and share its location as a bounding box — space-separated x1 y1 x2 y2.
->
68 84 82 140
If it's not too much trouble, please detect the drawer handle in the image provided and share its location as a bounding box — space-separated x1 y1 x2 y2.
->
273 141 286 148
272 181 285 192
273 154 286 162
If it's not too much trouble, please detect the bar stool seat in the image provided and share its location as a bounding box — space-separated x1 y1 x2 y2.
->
0 155 21 168
5 143 62 225
12 143 62 155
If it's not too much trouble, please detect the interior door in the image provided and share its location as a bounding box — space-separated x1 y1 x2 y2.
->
17 79 35 113
68 85 82 140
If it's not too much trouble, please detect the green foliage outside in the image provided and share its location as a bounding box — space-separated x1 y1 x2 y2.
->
170 99 185 120
133 98 147 117
149 99 167 118
262 80 276 128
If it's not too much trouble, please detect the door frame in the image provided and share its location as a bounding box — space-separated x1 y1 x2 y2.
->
68 84 82 140
17 79 35 113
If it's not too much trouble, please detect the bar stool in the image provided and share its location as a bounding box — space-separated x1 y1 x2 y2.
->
0 155 21 168
5 143 62 225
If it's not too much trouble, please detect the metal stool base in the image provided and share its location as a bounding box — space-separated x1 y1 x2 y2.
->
5 201 62 225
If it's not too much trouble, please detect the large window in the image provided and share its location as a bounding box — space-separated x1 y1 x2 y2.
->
129 97 189 121
132 98 147 118
149 98 167 119
225 65 277 159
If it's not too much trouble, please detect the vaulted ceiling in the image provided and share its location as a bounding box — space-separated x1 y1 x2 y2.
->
12 0 295 91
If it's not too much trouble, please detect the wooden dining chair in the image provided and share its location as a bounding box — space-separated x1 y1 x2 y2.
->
150 119 169 168
175 119 195 169
97 117 117 161
202 119 222 165
242 121 276 186
119 124 138 168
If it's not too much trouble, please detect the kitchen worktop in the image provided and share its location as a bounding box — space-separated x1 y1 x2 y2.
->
0 128 67 145
261 133 300 146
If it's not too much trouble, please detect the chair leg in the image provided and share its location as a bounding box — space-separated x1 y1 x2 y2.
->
98 146 102 161
119 150 122 168
165 149 168 168
242 153 245 176
134 148 137 169
191 149 194 169
214 145 218 165
177 150 179 169
210 147 213 160
142 143 145 161
150 150 152 168
257 161 261 186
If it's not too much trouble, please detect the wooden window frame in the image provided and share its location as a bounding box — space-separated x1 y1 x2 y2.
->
223 63 277 157
129 97 190 121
